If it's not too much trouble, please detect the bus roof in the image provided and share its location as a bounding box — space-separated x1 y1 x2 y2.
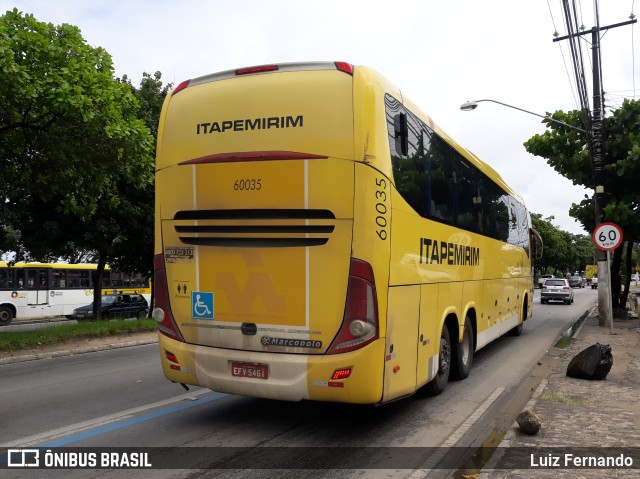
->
171 61 355 95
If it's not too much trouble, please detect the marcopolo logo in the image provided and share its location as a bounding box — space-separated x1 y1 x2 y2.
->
261 336 322 349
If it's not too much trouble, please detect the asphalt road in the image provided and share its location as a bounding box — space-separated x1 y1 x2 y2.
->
1 287 597 478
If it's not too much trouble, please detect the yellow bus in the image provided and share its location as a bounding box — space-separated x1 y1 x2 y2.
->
0 262 151 325
153 62 542 404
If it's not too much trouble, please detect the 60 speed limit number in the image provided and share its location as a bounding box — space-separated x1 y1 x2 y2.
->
593 222 623 251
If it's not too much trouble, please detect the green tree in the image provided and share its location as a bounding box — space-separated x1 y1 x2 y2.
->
531 214 569 276
531 214 596 279
524 101 640 309
109 72 172 279
0 10 155 317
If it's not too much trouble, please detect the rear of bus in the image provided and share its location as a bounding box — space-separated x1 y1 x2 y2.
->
154 62 390 404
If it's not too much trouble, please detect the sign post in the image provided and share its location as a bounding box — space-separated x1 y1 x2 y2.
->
592 222 623 333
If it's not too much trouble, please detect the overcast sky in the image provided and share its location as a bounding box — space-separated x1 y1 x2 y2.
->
4 0 639 235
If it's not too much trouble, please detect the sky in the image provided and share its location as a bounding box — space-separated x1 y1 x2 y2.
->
3 0 639 236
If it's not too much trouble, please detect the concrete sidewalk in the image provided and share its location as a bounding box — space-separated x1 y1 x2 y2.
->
479 303 640 478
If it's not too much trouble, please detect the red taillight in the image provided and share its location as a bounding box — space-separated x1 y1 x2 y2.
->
335 62 354 75
172 80 190 96
327 258 379 354
331 368 352 380
165 351 179 363
236 65 279 75
153 254 184 341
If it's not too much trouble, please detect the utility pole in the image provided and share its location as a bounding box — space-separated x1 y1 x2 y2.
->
591 21 609 327
553 16 637 327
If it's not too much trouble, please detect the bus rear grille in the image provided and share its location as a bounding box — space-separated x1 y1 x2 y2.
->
173 209 335 248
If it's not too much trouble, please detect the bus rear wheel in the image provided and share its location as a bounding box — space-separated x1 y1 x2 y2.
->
451 316 474 380
509 301 526 337
0 305 14 326
423 325 451 396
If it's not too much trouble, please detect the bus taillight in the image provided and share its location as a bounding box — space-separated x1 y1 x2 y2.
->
327 258 379 354
172 80 190 96
153 254 184 342
334 62 353 75
235 65 279 75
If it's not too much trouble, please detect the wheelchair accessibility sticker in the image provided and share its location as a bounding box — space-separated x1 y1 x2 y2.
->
192 291 214 319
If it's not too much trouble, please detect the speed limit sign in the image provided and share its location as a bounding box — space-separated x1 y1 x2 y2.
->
593 222 623 251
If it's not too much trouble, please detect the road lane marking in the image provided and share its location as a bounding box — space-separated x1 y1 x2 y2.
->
1 389 226 448
408 386 505 478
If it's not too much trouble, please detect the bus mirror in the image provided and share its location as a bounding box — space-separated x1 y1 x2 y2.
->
394 113 408 156
530 227 543 259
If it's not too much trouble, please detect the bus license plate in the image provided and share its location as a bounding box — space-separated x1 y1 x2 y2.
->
231 362 269 380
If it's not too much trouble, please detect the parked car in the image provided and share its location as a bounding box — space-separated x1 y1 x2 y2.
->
568 275 585 288
72 294 149 320
538 274 555 288
591 277 598 289
541 278 574 304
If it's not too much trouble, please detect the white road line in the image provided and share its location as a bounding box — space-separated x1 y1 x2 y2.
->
1 389 211 448
408 386 505 478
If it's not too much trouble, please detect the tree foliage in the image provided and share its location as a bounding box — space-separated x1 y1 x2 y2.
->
108 72 172 279
0 9 153 227
531 213 595 277
524 100 640 307
0 9 161 318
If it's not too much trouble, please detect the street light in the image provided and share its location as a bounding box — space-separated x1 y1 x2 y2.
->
460 99 586 133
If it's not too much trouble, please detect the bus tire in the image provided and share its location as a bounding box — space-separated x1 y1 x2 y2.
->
509 301 526 337
423 325 451 396
510 322 523 336
451 317 474 380
0 305 14 326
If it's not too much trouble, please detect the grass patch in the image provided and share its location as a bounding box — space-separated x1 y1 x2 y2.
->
539 391 591 405
0 319 157 352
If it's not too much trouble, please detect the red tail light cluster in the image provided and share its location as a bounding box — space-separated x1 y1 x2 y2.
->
327 258 379 354
334 62 353 75
331 368 352 380
236 65 279 75
153 254 184 341
172 80 190 96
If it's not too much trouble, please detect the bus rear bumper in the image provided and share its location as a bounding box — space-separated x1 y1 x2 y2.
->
158 334 385 404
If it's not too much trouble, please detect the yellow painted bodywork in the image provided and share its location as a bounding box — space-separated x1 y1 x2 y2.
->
155 63 534 404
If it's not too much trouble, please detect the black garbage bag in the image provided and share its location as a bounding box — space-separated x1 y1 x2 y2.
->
566 343 613 380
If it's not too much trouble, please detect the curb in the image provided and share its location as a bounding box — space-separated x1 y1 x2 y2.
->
477 379 549 477
477 306 597 477
0 338 159 366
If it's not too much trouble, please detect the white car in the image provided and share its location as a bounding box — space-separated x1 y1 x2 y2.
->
541 278 574 304
538 274 555 288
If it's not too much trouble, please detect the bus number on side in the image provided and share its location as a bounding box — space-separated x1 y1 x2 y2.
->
234 179 262 191
375 177 388 240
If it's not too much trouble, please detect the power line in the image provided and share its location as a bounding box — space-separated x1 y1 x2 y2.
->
549 0 581 109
